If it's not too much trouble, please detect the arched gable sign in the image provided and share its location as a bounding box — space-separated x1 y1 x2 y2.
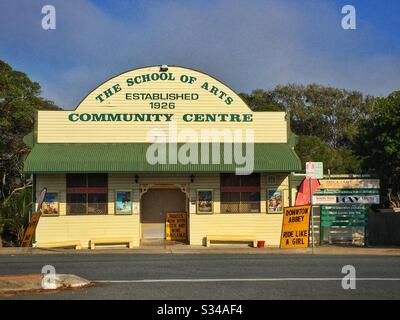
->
36 66 288 143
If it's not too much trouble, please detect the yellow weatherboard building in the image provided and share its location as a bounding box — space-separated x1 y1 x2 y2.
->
23 65 302 248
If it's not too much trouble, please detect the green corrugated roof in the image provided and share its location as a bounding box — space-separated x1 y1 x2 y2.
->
23 143 301 173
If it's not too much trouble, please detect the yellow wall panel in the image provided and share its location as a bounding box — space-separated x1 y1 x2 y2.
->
36 66 288 144
34 173 289 247
189 214 283 246
35 215 140 248
36 174 66 215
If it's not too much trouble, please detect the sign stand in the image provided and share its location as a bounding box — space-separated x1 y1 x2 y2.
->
305 162 323 253
21 188 47 247
309 177 314 253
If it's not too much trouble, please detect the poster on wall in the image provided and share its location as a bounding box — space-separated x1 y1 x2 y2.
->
115 191 132 214
267 189 283 213
197 190 213 213
41 192 59 215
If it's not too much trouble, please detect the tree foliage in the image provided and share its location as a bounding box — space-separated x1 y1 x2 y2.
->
0 60 61 200
355 91 400 194
0 188 31 246
241 85 373 173
242 85 375 147
270 84 375 148
0 60 61 245
295 135 361 174
239 89 284 111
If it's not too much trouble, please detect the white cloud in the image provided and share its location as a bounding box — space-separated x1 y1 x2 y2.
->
0 0 399 108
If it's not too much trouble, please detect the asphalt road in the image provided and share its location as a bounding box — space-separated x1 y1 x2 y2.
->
1 254 399 299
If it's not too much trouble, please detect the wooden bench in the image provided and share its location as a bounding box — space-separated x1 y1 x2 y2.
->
206 235 257 248
90 237 134 249
35 241 82 250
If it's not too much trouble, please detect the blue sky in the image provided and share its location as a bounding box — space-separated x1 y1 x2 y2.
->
0 0 399 109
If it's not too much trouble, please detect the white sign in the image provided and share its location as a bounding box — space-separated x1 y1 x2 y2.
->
312 195 337 205
306 162 323 179
313 195 380 205
190 196 197 213
336 195 380 204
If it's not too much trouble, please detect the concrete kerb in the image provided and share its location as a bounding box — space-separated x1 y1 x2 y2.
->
0 246 399 256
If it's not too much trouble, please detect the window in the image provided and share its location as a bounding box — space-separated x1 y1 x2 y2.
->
66 174 108 215
220 173 260 213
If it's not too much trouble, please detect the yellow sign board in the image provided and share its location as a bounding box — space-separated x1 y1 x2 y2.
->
165 212 187 241
21 213 41 247
21 187 47 247
280 205 311 248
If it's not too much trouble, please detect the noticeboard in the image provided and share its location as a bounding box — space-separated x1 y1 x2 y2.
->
165 212 187 241
315 180 378 245
280 205 311 248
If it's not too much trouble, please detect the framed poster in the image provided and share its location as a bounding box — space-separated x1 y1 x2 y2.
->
197 189 213 213
115 191 132 214
41 192 59 215
267 189 283 214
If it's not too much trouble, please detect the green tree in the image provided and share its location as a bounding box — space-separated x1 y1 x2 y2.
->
355 91 400 198
0 60 60 200
270 84 375 148
239 89 284 111
0 188 31 246
295 135 361 174
0 60 61 245
241 85 375 148
240 85 376 173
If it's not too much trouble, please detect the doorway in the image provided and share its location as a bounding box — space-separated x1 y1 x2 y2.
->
140 188 187 240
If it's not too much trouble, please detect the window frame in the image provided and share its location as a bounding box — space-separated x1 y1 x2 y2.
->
66 173 108 215
220 173 261 214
